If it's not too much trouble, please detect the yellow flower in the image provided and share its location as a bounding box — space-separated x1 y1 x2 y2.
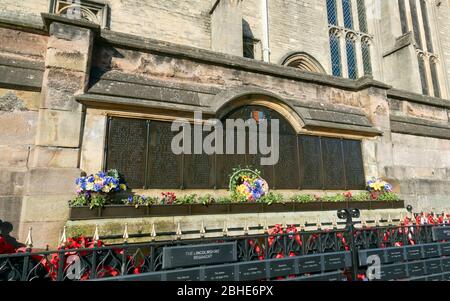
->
370 182 384 191
120 184 127 191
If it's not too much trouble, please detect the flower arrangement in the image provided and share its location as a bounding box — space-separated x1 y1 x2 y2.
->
229 168 268 202
70 169 127 209
366 177 399 201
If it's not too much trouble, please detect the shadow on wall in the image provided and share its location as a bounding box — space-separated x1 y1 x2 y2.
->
0 219 24 249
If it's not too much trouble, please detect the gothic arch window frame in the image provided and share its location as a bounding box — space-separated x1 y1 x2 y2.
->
280 52 327 74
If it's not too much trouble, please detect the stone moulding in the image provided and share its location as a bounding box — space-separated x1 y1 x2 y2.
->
69 200 405 221
390 115 450 140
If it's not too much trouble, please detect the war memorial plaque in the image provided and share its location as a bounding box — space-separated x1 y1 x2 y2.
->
385 248 405 263
321 137 345 189
323 252 351 270
162 242 237 270
405 245 422 260
298 135 323 189
432 226 450 241
165 269 200 281
440 242 450 256
380 263 407 280
106 117 147 188
422 243 440 258
358 249 385 266
408 261 426 277
298 254 322 273
425 258 442 274
269 258 296 277
442 257 450 272
203 265 235 281
238 261 266 281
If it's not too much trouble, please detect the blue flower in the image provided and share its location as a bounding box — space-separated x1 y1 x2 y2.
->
128 196 133 203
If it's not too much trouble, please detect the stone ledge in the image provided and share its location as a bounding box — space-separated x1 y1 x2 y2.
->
65 208 407 244
388 88 450 109
0 64 44 92
390 115 450 140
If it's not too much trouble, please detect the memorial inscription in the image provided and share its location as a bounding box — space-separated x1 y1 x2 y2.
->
432 226 450 241
162 242 237 270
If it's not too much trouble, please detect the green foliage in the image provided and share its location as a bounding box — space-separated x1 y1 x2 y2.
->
231 191 248 203
352 191 371 202
322 193 345 202
175 194 197 205
89 194 107 209
258 192 283 205
216 196 233 204
377 192 400 201
198 194 214 206
290 194 315 203
69 194 88 207
122 195 158 207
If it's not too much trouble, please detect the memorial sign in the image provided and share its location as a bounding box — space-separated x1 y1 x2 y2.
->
162 242 237 269
432 226 450 241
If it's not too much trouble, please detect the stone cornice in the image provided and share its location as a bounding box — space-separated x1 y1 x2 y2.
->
387 88 450 109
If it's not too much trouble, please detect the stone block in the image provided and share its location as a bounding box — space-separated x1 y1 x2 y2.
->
0 145 30 168
0 111 38 145
80 113 106 174
29 146 79 168
45 48 91 73
19 220 66 249
0 196 23 238
0 170 26 196
49 22 93 44
40 69 86 111
26 167 81 195
0 89 40 111
35 109 83 148
20 195 71 223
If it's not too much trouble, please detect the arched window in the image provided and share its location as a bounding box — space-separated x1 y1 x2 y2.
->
326 0 338 26
420 0 433 53
342 0 354 29
410 0 423 50
398 0 408 34
430 57 441 98
357 0 368 33
282 52 326 74
346 35 358 79
418 55 429 95
361 38 372 76
329 31 342 77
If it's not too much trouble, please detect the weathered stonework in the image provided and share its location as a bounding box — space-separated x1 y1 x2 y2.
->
0 3 448 248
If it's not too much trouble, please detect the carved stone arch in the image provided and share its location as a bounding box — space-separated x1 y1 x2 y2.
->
212 87 305 133
280 52 327 74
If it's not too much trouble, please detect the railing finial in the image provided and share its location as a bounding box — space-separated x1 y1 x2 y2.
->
93 224 100 243
332 216 338 229
150 223 157 241
123 223 129 243
244 219 249 235
263 219 269 234
222 221 228 237
200 220 206 238
25 226 33 248
59 226 67 247
316 216 322 230
176 221 182 240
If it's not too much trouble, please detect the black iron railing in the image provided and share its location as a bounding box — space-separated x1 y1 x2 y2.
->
0 209 447 281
